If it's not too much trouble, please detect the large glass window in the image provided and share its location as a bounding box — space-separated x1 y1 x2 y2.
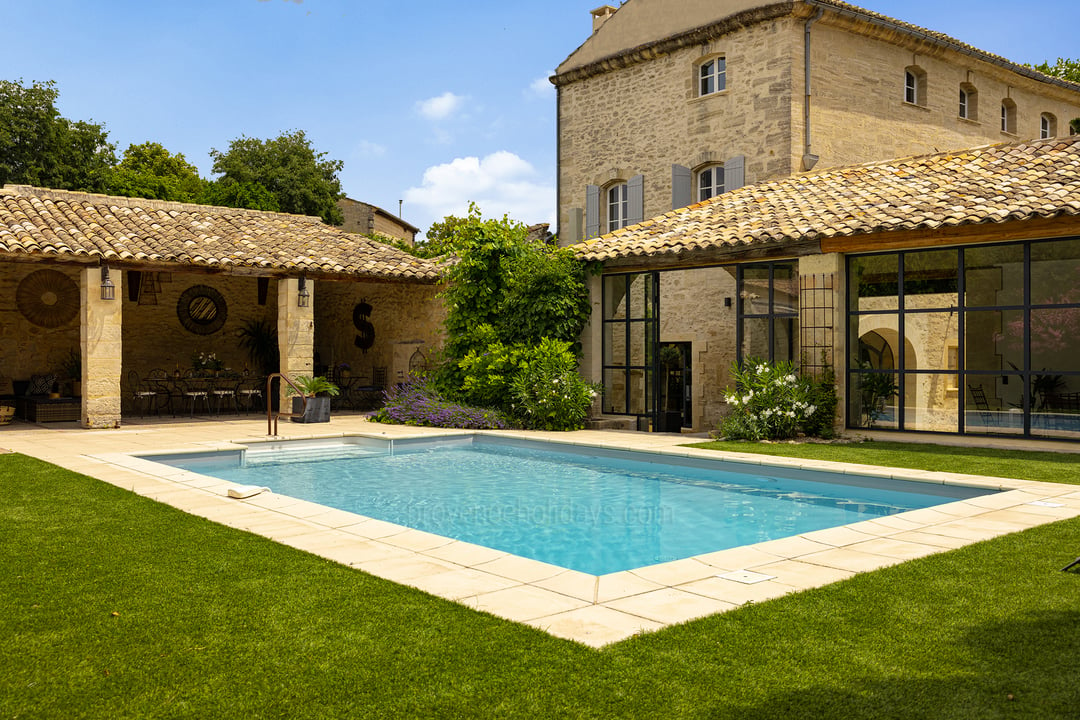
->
848 238 1080 439
738 261 799 364
602 273 658 423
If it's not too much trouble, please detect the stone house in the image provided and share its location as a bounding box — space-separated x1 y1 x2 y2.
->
555 0 1080 439
554 0 1080 240
574 134 1080 441
0 186 444 428
336 196 420 246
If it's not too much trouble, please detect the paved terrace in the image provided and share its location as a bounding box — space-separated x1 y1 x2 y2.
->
3 416 1079 647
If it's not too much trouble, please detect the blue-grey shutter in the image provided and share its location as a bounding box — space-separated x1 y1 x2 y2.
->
627 174 644 226
672 164 691 209
725 155 745 192
585 184 600 239
565 207 583 246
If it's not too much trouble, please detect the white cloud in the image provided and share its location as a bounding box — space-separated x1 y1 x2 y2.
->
404 151 555 232
526 74 555 99
355 140 386 157
416 92 466 121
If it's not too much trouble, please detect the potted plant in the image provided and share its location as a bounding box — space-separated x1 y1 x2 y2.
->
287 375 339 423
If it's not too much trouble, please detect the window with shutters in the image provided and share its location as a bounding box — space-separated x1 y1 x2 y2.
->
607 183 629 232
697 165 725 202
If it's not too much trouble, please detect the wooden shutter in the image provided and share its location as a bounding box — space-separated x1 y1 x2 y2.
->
627 174 644 226
585 185 600 239
671 164 691 209
725 155 745 192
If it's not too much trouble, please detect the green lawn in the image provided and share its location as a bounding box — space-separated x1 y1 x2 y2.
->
685 440 1080 486
2 449 1079 719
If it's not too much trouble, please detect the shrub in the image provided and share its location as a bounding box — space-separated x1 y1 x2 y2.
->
372 380 509 430
508 338 600 431
717 359 834 440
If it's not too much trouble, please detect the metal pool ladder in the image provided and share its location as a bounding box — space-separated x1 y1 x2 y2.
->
266 373 307 436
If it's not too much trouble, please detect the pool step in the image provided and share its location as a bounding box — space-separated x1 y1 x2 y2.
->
244 444 389 466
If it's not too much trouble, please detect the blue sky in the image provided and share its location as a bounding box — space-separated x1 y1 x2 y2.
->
3 0 1075 237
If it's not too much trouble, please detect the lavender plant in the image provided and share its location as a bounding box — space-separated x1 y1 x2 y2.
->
372 380 509 430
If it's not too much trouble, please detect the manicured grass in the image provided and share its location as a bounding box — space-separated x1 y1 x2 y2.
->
2 452 1079 718
686 439 1080 486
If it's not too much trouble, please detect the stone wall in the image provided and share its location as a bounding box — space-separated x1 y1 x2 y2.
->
807 20 1080 171
557 10 1080 240
313 280 445 385
0 262 82 382
558 18 797 237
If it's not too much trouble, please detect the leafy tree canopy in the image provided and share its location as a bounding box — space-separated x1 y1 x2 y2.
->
105 141 206 202
0 79 115 192
210 130 344 224
1032 57 1080 84
437 203 593 363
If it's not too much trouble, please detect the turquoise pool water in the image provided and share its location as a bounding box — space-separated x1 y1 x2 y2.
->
154 436 991 575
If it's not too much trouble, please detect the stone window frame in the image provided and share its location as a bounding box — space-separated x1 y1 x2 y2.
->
958 83 978 121
606 181 630 233
1041 112 1057 139
696 54 727 98
1001 98 1018 135
904 66 927 107
696 164 726 202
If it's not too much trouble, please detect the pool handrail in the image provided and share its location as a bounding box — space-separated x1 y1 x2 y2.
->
267 373 307 436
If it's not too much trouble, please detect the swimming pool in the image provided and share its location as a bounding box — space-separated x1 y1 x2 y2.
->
147 435 995 575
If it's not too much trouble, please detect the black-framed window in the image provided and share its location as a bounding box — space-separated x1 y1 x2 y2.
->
601 272 659 424
737 261 799 364
847 237 1080 438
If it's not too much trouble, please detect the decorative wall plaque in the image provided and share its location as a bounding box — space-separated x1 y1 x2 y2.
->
16 269 79 328
177 284 227 335
352 300 375 352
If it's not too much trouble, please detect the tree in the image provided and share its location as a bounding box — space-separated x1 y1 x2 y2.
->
209 130 344 224
105 141 207 202
1032 58 1080 84
0 79 115 191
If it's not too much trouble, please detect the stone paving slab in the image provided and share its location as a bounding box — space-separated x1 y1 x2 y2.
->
2 416 1077 646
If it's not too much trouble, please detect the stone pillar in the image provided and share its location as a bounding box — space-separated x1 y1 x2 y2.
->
798 252 845 429
277 277 314 409
579 272 604 416
80 266 122 428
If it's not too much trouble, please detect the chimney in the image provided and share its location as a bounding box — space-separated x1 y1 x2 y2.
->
590 5 617 33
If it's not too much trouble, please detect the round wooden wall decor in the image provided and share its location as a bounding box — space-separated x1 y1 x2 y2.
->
16 269 80 328
177 284 228 335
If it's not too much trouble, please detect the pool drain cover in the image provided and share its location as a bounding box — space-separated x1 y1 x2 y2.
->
718 570 776 585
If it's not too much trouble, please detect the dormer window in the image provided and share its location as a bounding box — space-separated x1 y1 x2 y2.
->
698 56 726 97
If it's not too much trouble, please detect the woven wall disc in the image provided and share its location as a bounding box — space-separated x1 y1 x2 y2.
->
16 269 80 328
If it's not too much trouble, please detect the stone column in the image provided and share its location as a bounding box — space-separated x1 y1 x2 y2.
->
579 272 604 416
277 277 314 409
80 266 122 428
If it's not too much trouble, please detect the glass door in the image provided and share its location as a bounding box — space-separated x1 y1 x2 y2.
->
602 272 660 430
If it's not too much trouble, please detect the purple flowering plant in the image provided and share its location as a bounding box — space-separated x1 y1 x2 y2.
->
372 380 509 430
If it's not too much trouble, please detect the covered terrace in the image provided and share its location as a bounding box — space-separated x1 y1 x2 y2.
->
0 185 444 428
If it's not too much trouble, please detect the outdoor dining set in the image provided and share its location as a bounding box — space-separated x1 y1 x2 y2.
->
125 367 388 417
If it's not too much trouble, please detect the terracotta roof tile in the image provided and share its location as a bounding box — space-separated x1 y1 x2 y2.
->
575 136 1080 263
0 186 441 282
